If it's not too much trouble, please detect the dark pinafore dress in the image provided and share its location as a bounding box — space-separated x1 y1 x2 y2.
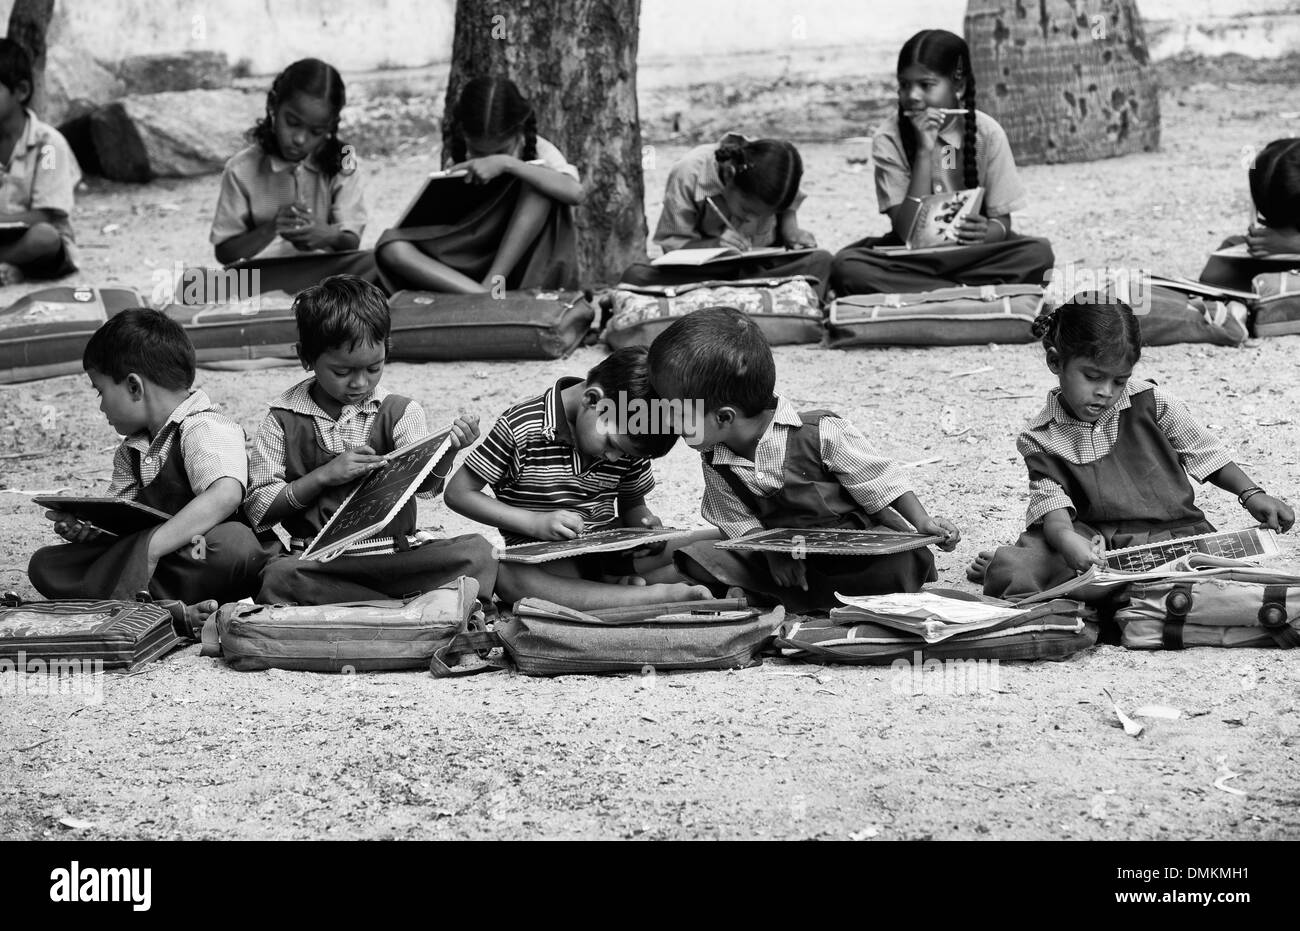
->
27 427 272 603
984 390 1216 599
255 395 497 605
674 411 937 613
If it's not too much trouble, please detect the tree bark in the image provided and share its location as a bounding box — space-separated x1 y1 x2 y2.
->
445 0 646 286
965 0 1160 165
7 0 56 117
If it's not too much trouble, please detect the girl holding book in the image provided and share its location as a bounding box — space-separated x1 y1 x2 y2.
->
830 29 1054 296
617 134 834 300
375 76 583 293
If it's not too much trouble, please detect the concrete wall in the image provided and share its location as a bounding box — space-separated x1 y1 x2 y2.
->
6 0 1298 76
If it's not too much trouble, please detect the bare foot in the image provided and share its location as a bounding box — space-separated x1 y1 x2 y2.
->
725 586 747 600
966 551 994 583
613 574 648 586
184 599 219 632
0 262 24 286
652 582 713 602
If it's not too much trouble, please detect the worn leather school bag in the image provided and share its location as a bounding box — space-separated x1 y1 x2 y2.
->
0 286 145 383
1115 558 1300 649
202 577 483 672
825 284 1042 348
1251 269 1300 337
773 593 1096 664
0 591 191 672
386 289 594 360
604 276 823 349
430 598 782 677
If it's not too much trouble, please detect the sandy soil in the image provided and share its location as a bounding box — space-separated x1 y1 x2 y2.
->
2 63 1299 840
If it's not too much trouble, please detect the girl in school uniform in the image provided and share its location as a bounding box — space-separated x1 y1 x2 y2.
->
969 296 1293 600
202 58 377 301
618 134 835 299
831 29 1054 296
1199 137 1300 292
375 76 582 293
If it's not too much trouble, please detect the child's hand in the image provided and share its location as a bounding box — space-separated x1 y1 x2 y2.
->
955 214 989 244
1057 533 1104 574
764 550 808 591
47 510 103 543
915 516 961 551
1246 493 1295 533
280 213 335 251
320 445 387 486
905 107 944 150
719 227 752 253
629 514 667 558
448 415 480 449
455 155 515 185
530 509 586 541
783 228 818 249
1245 224 1300 258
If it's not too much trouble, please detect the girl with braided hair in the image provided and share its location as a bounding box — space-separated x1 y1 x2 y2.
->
617 133 835 299
831 29 1054 296
205 59 378 300
376 76 583 293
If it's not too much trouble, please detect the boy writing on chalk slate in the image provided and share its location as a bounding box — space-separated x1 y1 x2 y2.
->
648 306 961 613
28 311 269 624
245 274 497 604
445 347 715 609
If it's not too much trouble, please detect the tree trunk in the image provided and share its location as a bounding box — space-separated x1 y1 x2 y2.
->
7 0 56 117
445 0 645 286
964 0 1160 165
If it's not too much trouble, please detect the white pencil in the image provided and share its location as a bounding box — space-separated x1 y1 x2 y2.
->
935 108 971 116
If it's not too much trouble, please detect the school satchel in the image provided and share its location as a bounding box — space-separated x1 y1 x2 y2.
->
1115 563 1300 649
0 591 190 672
825 284 1042 348
1251 269 1300 338
386 289 595 360
432 598 783 677
773 595 1097 664
202 576 483 672
603 276 823 349
0 286 144 384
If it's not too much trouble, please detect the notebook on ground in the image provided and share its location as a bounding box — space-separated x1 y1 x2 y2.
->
651 246 817 267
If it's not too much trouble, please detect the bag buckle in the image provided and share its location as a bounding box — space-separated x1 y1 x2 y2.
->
1164 587 1192 618
1259 601 1288 629
978 285 998 301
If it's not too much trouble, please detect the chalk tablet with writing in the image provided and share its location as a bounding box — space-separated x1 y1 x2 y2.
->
498 526 692 564
32 496 171 537
300 428 454 562
714 527 943 556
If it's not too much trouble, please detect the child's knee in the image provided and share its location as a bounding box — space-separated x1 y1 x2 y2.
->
24 223 63 256
196 523 271 573
26 546 63 596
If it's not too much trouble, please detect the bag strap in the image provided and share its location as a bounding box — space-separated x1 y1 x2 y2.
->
429 629 503 678
1161 582 1193 650
1258 585 1300 648
199 614 222 657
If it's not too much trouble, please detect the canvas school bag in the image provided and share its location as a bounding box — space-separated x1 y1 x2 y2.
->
1251 269 1300 337
431 598 783 677
1115 560 1300 649
0 592 192 672
0 286 144 383
604 276 823 349
773 593 1097 664
824 285 1042 348
202 576 484 672
386 289 595 360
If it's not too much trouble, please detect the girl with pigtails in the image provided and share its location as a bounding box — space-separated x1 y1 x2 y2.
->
617 133 835 299
203 58 379 300
375 76 583 293
831 29 1055 295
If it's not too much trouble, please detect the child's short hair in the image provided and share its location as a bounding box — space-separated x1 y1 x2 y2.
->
1032 295 1142 367
293 274 391 363
647 306 776 418
587 346 676 458
82 309 196 391
715 138 803 212
1249 138 1300 229
0 38 33 104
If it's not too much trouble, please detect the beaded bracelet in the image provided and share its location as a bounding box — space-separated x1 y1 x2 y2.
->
1238 486 1265 507
285 482 306 511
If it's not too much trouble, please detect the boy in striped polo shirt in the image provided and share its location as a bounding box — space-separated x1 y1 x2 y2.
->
446 347 715 609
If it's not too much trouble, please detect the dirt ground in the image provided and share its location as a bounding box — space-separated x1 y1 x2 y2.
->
2 62 1299 841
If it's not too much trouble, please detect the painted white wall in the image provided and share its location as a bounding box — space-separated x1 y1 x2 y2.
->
3 0 1296 75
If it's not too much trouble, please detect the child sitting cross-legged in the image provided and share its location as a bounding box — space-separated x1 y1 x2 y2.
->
647 306 960 613
445 347 716 610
